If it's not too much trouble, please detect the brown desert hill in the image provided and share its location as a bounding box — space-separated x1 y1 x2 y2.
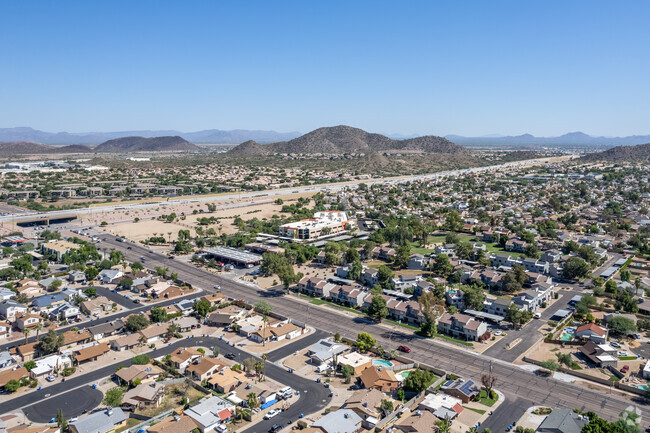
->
94 136 200 152
227 125 467 155
226 140 270 156
581 142 650 162
0 141 92 155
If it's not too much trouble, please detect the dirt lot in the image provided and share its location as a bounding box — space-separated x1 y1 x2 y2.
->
136 383 207 417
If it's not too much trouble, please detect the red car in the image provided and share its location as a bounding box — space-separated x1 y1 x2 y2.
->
398 345 411 353
621 365 630 373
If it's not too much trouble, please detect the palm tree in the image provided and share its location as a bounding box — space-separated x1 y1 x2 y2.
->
23 328 31 346
261 353 268 381
34 323 43 340
262 315 269 347
246 392 259 409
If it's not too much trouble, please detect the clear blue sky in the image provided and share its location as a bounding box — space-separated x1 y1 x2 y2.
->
1 1 649 137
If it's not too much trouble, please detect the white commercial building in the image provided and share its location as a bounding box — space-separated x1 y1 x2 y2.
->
278 211 354 240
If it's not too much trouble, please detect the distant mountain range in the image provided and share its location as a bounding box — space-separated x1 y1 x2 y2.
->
581 142 650 162
0 142 92 156
94 136 200 152
228 125 467 156
445 132 650 148
0 127 301 145
0 136 201 155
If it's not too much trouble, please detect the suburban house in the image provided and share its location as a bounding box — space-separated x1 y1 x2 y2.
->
207 368 248 393
390 275 422 292
484 298 510 318
407 254 428 270
146 415 199 433
307 339 349 365
312 409 363 433
80 296 113 315
579 341 618 368
359 366 400 392
0 299 27 320
574 323 608 344
115 364 164 386
511 284 554 312
186 357 224 382
394 410 440 433
441 378 480 403
184 396 235 433
14 313 42 331
537 408 586 433
15 279 43 298
122 383 165 411
88 319 124 340
361 268 379 287
69 408 127 433
169 347 204 372
437 313 488 341
138 323 170 344
97 269 123 284
337 352 373 375
73 342 111 364
48 302 81 321
110 333 143 352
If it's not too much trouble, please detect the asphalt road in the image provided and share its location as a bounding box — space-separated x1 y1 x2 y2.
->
13 336 330 430
95 232 650 426
23 386 103 422
266 330 329 363
483 289 576 362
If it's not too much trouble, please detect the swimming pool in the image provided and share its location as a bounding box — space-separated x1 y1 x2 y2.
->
635 384 649 391
400 371 411 378
372 360 394 367
560 332 574 342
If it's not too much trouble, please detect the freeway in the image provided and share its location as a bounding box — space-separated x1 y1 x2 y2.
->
0 157 565 225
12 336 330 433
96 233 650 425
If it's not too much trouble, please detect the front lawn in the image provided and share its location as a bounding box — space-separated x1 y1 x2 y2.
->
619 356 637 361
479 389 499 407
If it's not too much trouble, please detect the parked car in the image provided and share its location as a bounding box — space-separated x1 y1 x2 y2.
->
397 345 411 353
264 409 280 420
225 353 236 360
611 341 622 348
533 313 541 319
621 365 630 373
617 351 628 357
269 424 283 433
494 330 503 336
46 375 56 382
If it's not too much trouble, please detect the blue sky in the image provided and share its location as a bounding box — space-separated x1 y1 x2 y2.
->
1 1 649 136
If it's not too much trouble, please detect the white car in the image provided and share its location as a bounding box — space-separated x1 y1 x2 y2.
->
264 409 280 419
617 351 628 357
493 330 503 336
46 375 56 382
533 313 541 319
610 342 622 348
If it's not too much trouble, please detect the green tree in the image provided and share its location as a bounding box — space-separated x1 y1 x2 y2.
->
418 291 444 337
380 399 394 417
125 314 150 332
193 299 212 318
608 316 637 336
150 307 168 323
254 300 272 316
355 332 376 352
341 364 354 384
242 357 257 373
403 369 435 393
103 387 123 407
48 279 62 292
394 244 412 269
38 329 64 354
4 379 20 392
562 257 591 280
540 359 559 372
377 265 394 289
367 296 388 322
84 266 99 281
130 261 144 272
462 284 486 310
56 408 68 430
432 253 454 277
131 354 151 365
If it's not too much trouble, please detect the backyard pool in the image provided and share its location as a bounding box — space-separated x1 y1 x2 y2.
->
560 332 574 341
400 371 411 378
635 384 649 391
372 360 394 367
